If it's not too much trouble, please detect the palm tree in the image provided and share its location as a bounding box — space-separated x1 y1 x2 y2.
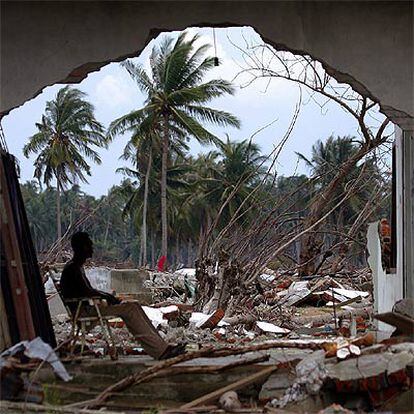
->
296 135 381 275
297 136 378 228
118 152 194 266
178 137 267 257
120 128 189 265
120 132 157 266
201 137 267 228
23 86 106 242
20 181 50 251
108 32 240 262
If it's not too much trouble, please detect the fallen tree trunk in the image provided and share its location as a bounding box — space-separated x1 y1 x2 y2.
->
292 306 372 326
152 354 269 377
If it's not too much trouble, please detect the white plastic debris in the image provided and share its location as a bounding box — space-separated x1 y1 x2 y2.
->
142 305 180 328
336 347 351 360
189 312 229 328
0 337 72 381
174 268 196 277
216 327 227 336
258 273 276 283
256 321 290 334
158 305 179 315
278 281 311 306
243 328 256 340
190 312 210 328
349 344 361 356
332 287 369 299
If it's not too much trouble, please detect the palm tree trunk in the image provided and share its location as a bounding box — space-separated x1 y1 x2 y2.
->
161 115 169 262
187 238 193 267
151 230 156 269
104 218 110 246
138 245 143 267
141 148 152 267
175 234 180 268
56 178 62 242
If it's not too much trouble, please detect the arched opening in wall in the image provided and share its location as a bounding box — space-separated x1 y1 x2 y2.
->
2 26 394 350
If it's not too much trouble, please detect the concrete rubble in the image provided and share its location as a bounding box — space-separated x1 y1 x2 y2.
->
1 265 412 413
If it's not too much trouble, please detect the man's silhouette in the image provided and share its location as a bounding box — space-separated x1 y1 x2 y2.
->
60 232 185 359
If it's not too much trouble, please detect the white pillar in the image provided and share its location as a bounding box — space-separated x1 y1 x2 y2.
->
402 130 414 298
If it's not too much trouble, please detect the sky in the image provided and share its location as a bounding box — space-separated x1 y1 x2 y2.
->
2 27 386 197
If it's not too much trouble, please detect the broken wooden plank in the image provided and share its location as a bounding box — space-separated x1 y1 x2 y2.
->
325 295 363 308
161 405 223 414
181 365 278 409
293 306 372 326
154 354 270 376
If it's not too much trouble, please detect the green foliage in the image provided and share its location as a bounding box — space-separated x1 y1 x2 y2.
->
21 181 135 261
186 137 268 230
23 86 107 242
23 86 106 188
297 135 385 228
22 134 388 268
108 32 241 258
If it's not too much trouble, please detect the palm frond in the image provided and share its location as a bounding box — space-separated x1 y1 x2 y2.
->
121 60 155 96
170 108 218 145
184 105 241 128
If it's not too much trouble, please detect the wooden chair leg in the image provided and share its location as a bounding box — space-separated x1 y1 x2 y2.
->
105 320 119 358
69 302 83 356
94 304 117 360
70 325 80 356
80 321 86 356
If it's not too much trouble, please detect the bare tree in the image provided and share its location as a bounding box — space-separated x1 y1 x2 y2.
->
193 37 392 313
231 37 392 276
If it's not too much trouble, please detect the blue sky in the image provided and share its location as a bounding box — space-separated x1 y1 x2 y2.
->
2 27 384 197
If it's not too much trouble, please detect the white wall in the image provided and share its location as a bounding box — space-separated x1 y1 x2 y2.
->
367 222 403 331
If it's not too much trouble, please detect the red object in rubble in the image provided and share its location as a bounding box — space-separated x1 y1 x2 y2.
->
380 218 391 238
157 255 167 271
199 308 225 329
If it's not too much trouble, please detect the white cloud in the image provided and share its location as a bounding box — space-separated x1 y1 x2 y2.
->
94 74 135 108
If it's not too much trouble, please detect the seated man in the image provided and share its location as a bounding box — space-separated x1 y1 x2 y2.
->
60 231 185 360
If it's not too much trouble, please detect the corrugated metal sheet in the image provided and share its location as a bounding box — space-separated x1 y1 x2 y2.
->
0 151 56 349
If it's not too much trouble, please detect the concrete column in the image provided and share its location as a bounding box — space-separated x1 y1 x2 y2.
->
402 130 414 298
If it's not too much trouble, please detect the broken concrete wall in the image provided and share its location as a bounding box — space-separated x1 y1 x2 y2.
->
46 267 152 317
110 269 152 303
367 222 403 332
1 1 413 128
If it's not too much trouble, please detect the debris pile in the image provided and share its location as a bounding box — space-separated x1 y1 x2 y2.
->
0 337 71 404
143 268 197 303
26 266 413 413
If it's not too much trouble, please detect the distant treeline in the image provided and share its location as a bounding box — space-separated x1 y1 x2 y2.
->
21 135 390 268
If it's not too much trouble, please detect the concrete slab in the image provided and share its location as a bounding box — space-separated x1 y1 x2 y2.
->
110 269 152 304
47 294 66 317
38 350 309 408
